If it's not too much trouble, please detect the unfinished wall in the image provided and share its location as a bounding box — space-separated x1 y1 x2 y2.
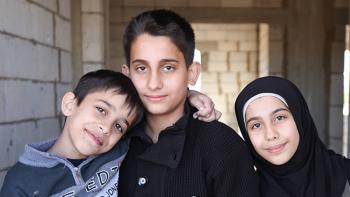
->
0 0 72 186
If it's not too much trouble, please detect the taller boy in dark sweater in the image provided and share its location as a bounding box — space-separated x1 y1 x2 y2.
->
119 9 260 197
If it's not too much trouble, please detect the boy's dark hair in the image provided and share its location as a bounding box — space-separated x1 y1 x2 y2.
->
73 69 143 128
123 9 195 67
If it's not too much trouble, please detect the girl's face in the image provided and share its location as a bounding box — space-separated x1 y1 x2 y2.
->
245 96 300 165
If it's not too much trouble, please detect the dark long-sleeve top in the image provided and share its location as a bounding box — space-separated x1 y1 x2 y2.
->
119 104 259 197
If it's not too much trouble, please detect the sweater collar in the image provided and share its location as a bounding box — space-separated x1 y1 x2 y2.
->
129 102 191 168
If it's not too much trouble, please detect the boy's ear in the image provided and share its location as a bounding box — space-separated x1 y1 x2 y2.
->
122 64 130 76
188 62 201 86
61 92 77 116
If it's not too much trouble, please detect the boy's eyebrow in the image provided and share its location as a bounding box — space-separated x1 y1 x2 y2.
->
131 58 179 64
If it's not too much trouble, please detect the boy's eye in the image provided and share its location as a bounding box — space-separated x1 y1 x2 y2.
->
135 65 147 73
162 64 175 72
96 107 106 115
115 123 125 133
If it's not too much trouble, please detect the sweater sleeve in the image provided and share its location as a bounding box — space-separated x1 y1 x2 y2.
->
204 122 260 197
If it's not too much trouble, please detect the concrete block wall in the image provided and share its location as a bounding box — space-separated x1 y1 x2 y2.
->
0 0 72 187
81 0 106 73
193 23 259 130
328 25 345 154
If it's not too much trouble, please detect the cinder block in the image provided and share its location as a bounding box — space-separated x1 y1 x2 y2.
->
331 42 345 73
248 52 258 72
194 30 208 41
36 45 59 81
226 31 247 41
239 41 258 51
155 0 187 7
56 83 72 116
269 41 284 73
0 82 5 122
0 35 59 81
244 31 257 41
31 0 57 12
238 24 257 31
0 0 32 38
30 4 54 45
124 0 155 6
83 63 104 74
196 41 218 51
239 72 257 84
14 121 41 160
253 0 283 8
38 118 60 141
207 61 229 72
218 41 238 51
82 14 104 62
110 24 125 41
201 72 218 83
110 7 123 24
3 80 55 121
60 51 73 83
330 74 343 105
55 15 72 51
201 83 220 94
0 124 16 169
208 51 227 62
59 0 71 19
189 0 220 7
229 61 248 72
220 72 238 83
229 52 247 63
221 0 253 8
207 30 227 41
269 25 284 41
82 0 103 12
221 82 239 94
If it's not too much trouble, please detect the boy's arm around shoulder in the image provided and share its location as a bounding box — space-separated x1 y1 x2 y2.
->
201 121 260 197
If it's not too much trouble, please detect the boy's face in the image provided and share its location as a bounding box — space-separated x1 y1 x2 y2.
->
62 89 135 159
122 34 199 120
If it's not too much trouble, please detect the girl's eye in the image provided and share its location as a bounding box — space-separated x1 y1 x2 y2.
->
251 122 261 129
96 107 106 115
275 115 286 122
115 124 125 133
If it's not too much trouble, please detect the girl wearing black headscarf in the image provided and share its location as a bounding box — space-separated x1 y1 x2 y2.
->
235 76 350 197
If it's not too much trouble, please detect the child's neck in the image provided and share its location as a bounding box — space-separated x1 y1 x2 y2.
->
145 109 185 143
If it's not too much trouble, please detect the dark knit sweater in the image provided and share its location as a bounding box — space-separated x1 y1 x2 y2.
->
119 107 259 197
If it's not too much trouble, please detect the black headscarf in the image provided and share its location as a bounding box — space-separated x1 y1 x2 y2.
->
235 76 350 197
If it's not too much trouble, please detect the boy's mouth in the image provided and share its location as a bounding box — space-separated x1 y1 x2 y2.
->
85 128 103 146
144 95 167 102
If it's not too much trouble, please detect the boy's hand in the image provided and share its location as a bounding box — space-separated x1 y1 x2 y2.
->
188 90 222 122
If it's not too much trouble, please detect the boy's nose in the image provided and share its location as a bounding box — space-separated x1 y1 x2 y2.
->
147 71 162 90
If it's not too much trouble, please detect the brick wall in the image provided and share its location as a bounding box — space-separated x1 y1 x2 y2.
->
0 0 72 186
